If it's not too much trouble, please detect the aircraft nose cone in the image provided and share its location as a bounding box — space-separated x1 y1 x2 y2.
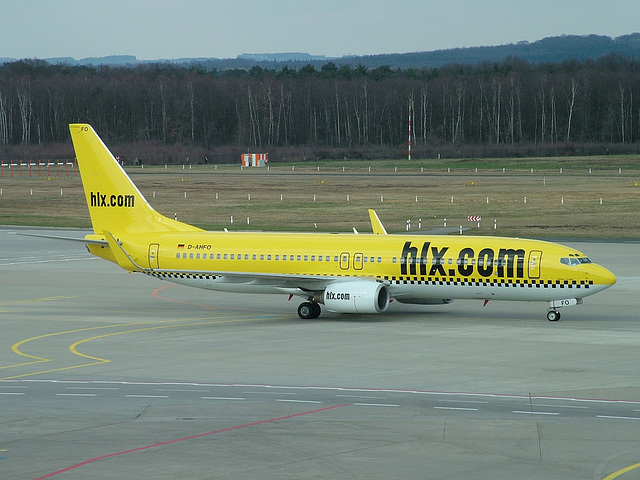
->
592 264 617 287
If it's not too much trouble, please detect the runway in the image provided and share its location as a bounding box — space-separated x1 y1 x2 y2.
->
2 227 640 479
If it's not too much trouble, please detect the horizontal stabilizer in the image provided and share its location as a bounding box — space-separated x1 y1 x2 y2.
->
14 232 108 246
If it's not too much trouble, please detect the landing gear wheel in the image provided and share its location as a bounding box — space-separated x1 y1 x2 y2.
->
546 310 561 322
298 302 321 319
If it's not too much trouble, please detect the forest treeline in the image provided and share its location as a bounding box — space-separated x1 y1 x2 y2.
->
1 54 639 163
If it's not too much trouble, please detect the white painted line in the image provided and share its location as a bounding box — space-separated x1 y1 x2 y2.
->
596 415 640 420
440 399 488 405
336 394 387 400
242 391 297 396
0 392 25 395
66 387 119 391
276 399 323 404
434 406 479 411
201 397 245 401
56 393 97 397
513 410 559 416
51 380 91 384
153 389 209 393
353 403 399 407
533 403 588 409
125 395 169 398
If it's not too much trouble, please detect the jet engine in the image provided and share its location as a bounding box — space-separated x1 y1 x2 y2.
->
320 281 390 314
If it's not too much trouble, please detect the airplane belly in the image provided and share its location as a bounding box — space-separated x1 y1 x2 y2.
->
389 280 596 302
150 272 295 295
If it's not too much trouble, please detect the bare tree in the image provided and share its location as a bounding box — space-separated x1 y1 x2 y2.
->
566 77 578 141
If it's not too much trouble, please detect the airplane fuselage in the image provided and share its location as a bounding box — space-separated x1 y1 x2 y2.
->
88 231 614 303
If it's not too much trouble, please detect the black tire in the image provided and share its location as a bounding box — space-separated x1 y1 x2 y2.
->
298 302 321 319
298 302 314 319
547 310 561 322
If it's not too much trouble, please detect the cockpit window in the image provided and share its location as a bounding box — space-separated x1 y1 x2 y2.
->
560 257 592 266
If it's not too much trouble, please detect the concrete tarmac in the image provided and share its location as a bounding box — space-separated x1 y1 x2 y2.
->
2 227 640 480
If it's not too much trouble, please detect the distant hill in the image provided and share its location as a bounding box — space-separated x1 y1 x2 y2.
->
354 33 640 69
3 33 640 69
237 52 334 62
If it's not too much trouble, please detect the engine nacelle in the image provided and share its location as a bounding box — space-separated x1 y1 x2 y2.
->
320 281 390 314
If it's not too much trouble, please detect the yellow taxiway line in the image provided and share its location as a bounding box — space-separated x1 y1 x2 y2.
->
1 316 276 379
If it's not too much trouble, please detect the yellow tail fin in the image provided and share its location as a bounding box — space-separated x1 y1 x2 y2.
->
69 124 202 234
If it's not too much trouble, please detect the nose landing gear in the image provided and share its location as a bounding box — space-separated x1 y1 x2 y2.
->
546 310 561 322
546 298 582 321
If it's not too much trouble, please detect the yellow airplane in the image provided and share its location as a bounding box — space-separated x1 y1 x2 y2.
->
62 123 616 321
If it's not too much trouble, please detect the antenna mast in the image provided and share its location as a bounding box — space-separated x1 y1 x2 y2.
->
408 98 412 160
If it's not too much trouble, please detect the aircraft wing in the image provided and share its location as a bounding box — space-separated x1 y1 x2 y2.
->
157 267 384 294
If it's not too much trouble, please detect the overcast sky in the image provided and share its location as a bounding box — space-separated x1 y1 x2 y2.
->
3 0 639 60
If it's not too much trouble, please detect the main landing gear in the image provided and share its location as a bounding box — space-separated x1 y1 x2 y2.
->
546 310 561 322
298 301 321 319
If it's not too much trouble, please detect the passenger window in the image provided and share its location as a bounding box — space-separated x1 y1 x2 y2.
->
275 255 279 260
267 254 272 261
297 255 302 261
377 257 382 263
392 257 397 264
183 253 187 259
196 253 201 259
216 254 221 260
189 253 194 259
290 255 294 261
230 254 234 260
304 255 308 261
223 254 228 260
176 253 180 259
252 254 257 260
318 255 322 262
244 254 249 260
260 254 264 260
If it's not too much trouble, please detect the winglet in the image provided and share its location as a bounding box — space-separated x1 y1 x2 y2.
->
368 209 387 235
103 230 148 273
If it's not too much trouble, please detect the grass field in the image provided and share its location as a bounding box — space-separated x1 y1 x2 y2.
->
2 158 640 238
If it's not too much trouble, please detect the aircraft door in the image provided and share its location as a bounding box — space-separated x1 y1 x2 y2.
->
353 253 364 270
148 243 160 269
528 250 542 279
340 252 350 270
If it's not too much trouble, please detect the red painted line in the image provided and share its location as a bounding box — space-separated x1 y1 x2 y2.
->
32 403 348 479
